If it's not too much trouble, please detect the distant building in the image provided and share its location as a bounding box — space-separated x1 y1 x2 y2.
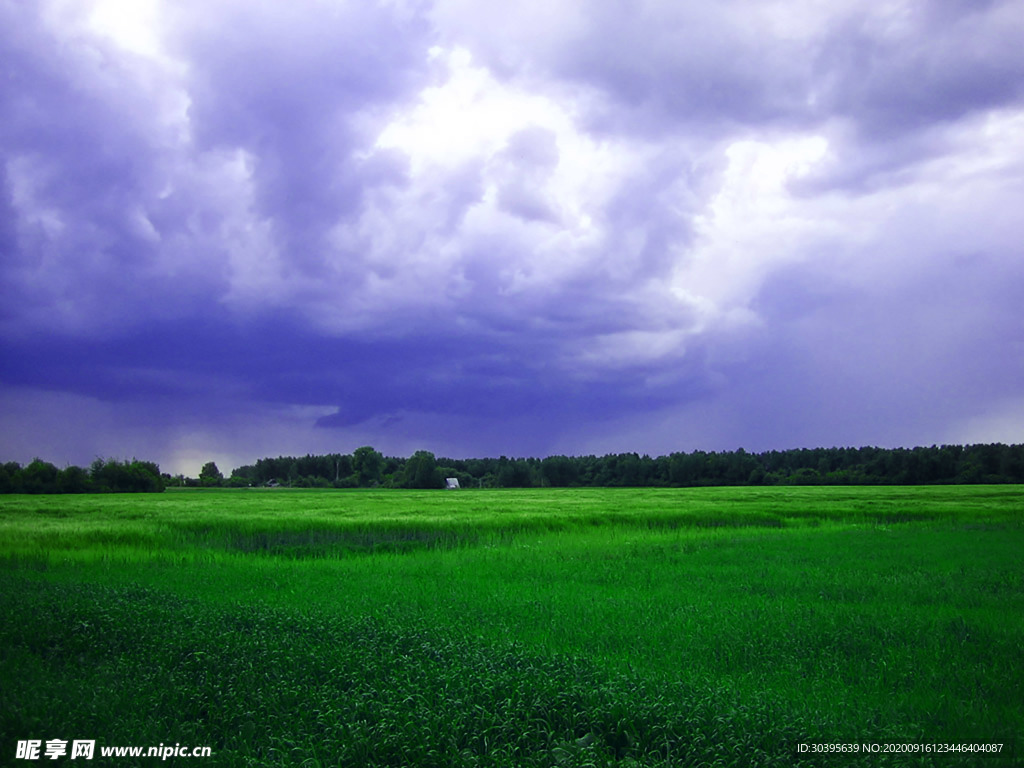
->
445 477 460 490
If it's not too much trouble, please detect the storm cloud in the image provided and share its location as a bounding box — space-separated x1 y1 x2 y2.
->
2 0 1023 474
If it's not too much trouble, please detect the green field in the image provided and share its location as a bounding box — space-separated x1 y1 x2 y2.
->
1 486 1022 766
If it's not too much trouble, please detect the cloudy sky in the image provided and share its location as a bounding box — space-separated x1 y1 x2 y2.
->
2 0 1023 475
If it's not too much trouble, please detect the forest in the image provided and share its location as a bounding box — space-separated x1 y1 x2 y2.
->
0 458 164 494
3 443 1022 494
217 442 1023 490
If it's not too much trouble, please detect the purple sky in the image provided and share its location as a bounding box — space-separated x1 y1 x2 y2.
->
2 0 1024 476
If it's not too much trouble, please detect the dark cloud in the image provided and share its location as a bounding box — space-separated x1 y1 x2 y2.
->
817 1 1024 138
2 0 1023 473
739 247 1024 449
166 0 432 262
1 3 216 335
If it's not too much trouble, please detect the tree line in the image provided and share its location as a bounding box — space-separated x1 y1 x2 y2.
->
212 443 1024 489
0 458 165 494
4 443 1022 494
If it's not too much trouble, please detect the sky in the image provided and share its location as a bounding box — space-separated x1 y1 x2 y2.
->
2 0 1024 476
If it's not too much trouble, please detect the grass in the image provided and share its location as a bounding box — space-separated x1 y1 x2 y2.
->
1 486 1022 766
1 485 1017 560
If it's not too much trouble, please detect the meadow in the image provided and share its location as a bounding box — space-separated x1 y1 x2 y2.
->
1 486 1022 766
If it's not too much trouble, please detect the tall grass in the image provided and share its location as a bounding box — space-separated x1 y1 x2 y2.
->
2 486 1022 766
2 485 1019 562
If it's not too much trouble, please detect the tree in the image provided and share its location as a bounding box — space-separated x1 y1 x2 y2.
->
57 465 92 493
497 458 535 488
353 446 384 487
88 458 164 492
0 462 21 494
199 461 223 487
541 455 577 487
22 459 59 493
401 451 443 489
330 453 353 485
231 464 258 484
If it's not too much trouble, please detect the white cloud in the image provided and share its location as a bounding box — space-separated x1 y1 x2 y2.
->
671 133 834 323
323 47 674 334
372 45 631 232
87 0 165 60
